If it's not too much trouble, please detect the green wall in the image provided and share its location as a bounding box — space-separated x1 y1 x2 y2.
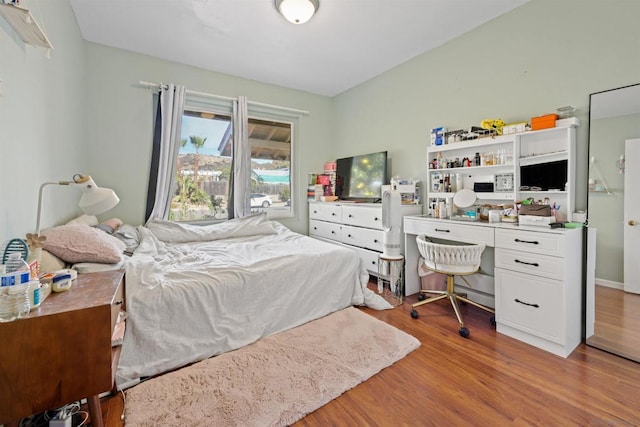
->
589 113 640 284
332 0 640 215
82 44 333 232
0 1 86 241
2 0 640 242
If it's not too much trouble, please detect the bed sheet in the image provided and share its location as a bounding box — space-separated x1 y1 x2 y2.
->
116 218 390 385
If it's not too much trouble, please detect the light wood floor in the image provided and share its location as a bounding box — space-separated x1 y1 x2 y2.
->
587 285 640 363
100 288 640 426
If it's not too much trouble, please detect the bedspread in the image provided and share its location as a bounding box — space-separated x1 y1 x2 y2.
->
116 216 391 386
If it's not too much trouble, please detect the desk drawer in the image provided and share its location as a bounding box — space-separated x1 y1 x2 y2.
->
495 268 564 344
342 225 383 252
110 278 125 332
495 248 565 281
404 217 494 246
309 219 341 241
495 228 564 257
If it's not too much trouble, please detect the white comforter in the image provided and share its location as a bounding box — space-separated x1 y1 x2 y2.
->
116 215 390 385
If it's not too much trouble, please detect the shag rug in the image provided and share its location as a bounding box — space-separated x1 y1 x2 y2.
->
124 307 420 426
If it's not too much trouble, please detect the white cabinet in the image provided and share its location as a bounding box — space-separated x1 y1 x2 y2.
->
426 126 577 221
494 227 583 357
309 201 422 275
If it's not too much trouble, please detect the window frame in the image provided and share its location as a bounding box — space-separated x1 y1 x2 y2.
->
168 95 297 223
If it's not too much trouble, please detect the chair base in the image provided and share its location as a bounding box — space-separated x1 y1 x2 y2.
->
410 272 494 337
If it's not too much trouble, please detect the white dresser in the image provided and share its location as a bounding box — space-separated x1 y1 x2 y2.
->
309 201 422 274
404 215 583 358
494 227 583 357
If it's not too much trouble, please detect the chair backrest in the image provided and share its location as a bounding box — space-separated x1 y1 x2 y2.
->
416 235 486 274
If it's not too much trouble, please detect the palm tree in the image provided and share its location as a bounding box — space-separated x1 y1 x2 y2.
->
189 135 207 186
177 138 187 178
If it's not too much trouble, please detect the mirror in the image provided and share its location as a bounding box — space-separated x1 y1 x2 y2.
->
586 83 640 362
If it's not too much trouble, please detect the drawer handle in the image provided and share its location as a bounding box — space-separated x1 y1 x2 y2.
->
514 238 539 245
331 230 336 234
332 213 336 216
347 234 352 238
313 210 318 214
374 217 379 221
374 239 379 243
114 300 123 306
371 261 376 265
348 214 353 218
515 259 539 267
435 228 450 233
515 298 539 308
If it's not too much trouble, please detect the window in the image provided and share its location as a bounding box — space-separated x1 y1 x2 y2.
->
168 102 294 222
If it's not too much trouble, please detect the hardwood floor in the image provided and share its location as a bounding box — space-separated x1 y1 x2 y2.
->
587 285 640 363
100 290 640 426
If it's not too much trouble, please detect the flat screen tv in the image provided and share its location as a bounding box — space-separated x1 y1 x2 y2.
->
520 160 568 191
335 151 388 202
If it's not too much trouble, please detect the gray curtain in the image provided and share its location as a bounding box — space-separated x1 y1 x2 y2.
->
232 96 250 218
146 84 186 222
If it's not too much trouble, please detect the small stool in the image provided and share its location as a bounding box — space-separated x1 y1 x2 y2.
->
377 255 404 307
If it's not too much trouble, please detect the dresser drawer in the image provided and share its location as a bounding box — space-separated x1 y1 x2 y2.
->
495 268 564 344
309 219 341 241
309 203 342 223
495 248 565 281
404 217 494 246
342 225 383 252
350 245 380 273
342 205 382 230
495 228 564 257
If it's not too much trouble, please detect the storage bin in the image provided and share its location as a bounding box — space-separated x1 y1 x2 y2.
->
531 114 558 131
518 215 555 226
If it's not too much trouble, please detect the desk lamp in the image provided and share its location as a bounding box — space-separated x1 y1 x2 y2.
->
35 174 120 235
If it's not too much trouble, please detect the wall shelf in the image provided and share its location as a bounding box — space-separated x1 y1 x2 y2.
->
0 4 53 49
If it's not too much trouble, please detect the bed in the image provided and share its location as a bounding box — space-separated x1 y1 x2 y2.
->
116 213 391 387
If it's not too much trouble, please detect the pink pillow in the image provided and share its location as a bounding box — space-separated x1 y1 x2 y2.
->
42 225 125 264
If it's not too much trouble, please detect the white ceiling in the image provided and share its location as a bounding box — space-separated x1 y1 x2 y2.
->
69 0 528 97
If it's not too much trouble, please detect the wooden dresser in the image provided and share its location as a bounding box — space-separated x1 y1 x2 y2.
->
0 269 125 427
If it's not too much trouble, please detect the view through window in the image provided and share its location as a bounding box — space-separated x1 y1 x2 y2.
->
170 110 292 221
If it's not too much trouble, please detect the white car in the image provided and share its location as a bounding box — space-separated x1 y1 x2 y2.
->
250 193 272 208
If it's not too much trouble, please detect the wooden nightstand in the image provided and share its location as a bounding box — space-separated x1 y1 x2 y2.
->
0 269 125 427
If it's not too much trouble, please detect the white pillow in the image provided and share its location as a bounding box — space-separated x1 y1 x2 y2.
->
65 214 99 227
146 213 277 243
42 225 126 264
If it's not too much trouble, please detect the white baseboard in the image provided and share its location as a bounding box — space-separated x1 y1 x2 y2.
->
595 278 623 290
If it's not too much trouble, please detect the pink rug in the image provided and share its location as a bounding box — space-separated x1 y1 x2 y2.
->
124 307 420 426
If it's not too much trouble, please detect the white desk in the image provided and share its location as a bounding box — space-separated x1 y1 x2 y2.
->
404 215 584 357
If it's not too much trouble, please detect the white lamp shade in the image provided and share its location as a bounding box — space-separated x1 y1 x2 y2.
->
278 0 317 24
78 187 120 215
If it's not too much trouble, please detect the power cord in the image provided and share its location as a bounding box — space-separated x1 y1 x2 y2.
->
119 385 126 421
19 402 88 427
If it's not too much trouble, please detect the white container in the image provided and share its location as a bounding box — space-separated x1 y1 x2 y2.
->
518 215 555 227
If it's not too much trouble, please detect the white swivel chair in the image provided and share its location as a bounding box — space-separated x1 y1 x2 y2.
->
410 235 495 337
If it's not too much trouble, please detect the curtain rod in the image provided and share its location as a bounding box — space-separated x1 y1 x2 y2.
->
137 80 310 116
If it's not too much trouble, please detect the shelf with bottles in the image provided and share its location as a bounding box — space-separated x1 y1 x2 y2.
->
429 191 515 201
428 133 516 153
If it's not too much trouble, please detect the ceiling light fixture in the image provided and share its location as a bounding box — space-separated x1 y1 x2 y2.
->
275 0 319 25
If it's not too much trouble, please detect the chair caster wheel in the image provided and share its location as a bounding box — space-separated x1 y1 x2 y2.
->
410 309 419 319
417 294 426 301
490 316 496 327
459 326 470 338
